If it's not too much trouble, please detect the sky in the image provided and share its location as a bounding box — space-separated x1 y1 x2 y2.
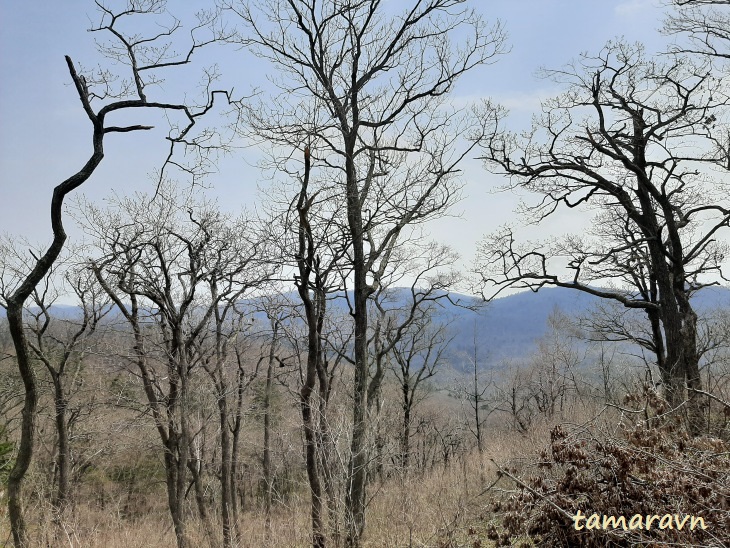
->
0 0 673 297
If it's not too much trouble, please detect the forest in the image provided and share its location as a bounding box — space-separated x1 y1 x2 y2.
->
1 1 729 547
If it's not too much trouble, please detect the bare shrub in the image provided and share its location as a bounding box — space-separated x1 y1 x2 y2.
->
488 387 730 547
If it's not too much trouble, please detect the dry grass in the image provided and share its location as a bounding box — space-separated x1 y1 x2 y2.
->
0 401 611 547
0 453 503 547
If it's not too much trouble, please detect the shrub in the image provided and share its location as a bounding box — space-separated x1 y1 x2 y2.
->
487 388 730 547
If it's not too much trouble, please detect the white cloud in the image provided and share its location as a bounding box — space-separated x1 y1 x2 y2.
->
448 87 558 113
615 0 657 17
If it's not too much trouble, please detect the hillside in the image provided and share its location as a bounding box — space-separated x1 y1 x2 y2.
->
388 284 730 370
7 285 730 371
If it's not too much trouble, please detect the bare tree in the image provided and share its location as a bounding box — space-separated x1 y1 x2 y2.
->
490 365 534 434
579 290 730 405
526 311 583 418
24 262 110 525
293 147 349 548
0 2 229 544
234 293 296 542
226 2 506 544
389 306 451 470
256 144 351 546
475 40 730 434
195 280 271 547
85 185 268 548
486 311 583 434
366 242 460 470
664 0 730 62
260 306 284 538
455 318 491 452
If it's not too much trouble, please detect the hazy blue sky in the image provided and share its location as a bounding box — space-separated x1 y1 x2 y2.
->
0 0 670 281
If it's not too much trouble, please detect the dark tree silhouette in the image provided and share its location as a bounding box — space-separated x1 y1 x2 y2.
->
0 2 230 545
226 2 505 544
475 41 730 434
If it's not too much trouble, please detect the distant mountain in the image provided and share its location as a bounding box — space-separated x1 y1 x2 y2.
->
5 285 730 371
440 285 730 370
441 287 598 367
0 304 87 320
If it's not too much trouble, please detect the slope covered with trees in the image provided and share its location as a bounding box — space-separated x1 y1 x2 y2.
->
1 1 730 547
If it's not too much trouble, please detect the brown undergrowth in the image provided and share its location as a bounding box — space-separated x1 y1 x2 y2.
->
3 394 727 547
486 387 730 547
0 455 499 548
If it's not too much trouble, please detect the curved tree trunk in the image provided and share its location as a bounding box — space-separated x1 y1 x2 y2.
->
5 304 37 548
6 58 105 547
296 148 327 548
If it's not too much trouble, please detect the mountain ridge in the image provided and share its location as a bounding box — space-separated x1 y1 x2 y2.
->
5 285 730 369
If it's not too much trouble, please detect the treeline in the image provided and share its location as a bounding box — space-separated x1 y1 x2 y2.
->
2 0 730 547
1 241 729 546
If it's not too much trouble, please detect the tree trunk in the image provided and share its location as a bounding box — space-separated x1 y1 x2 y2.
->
678 303 703 435
302 390 326 548
51 375 70 517
188 451 215 546
318 397 339 546
169 339 191 548
473 358 482 453
163 435 187 548
345 152 370 547
401 380 411 471
296 148 328 548
6 303 36 548
231 360 246 524
219 396 234 548
263 324 275 538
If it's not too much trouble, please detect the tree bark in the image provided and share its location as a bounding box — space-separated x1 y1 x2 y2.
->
263 320 277 539
219 392 235 548
401 382 412 470
51 375 70 515
296 148 327 548
5 303 37 548
344 145 372 548
5 57 105 547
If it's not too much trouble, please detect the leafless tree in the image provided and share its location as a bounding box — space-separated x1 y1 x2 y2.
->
259 304 285 538
195 284 271 547
451 316 492 452
256 145 352 546
475 40 730 434
293 148 350 548
225 2 505 544
24 261 110 526
389 307 451 470
84 185 269 548
237 293 297 542
527 311 583 418
0 1 230 544
486 311 583 434
664 0 730 63
366 242 460 470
